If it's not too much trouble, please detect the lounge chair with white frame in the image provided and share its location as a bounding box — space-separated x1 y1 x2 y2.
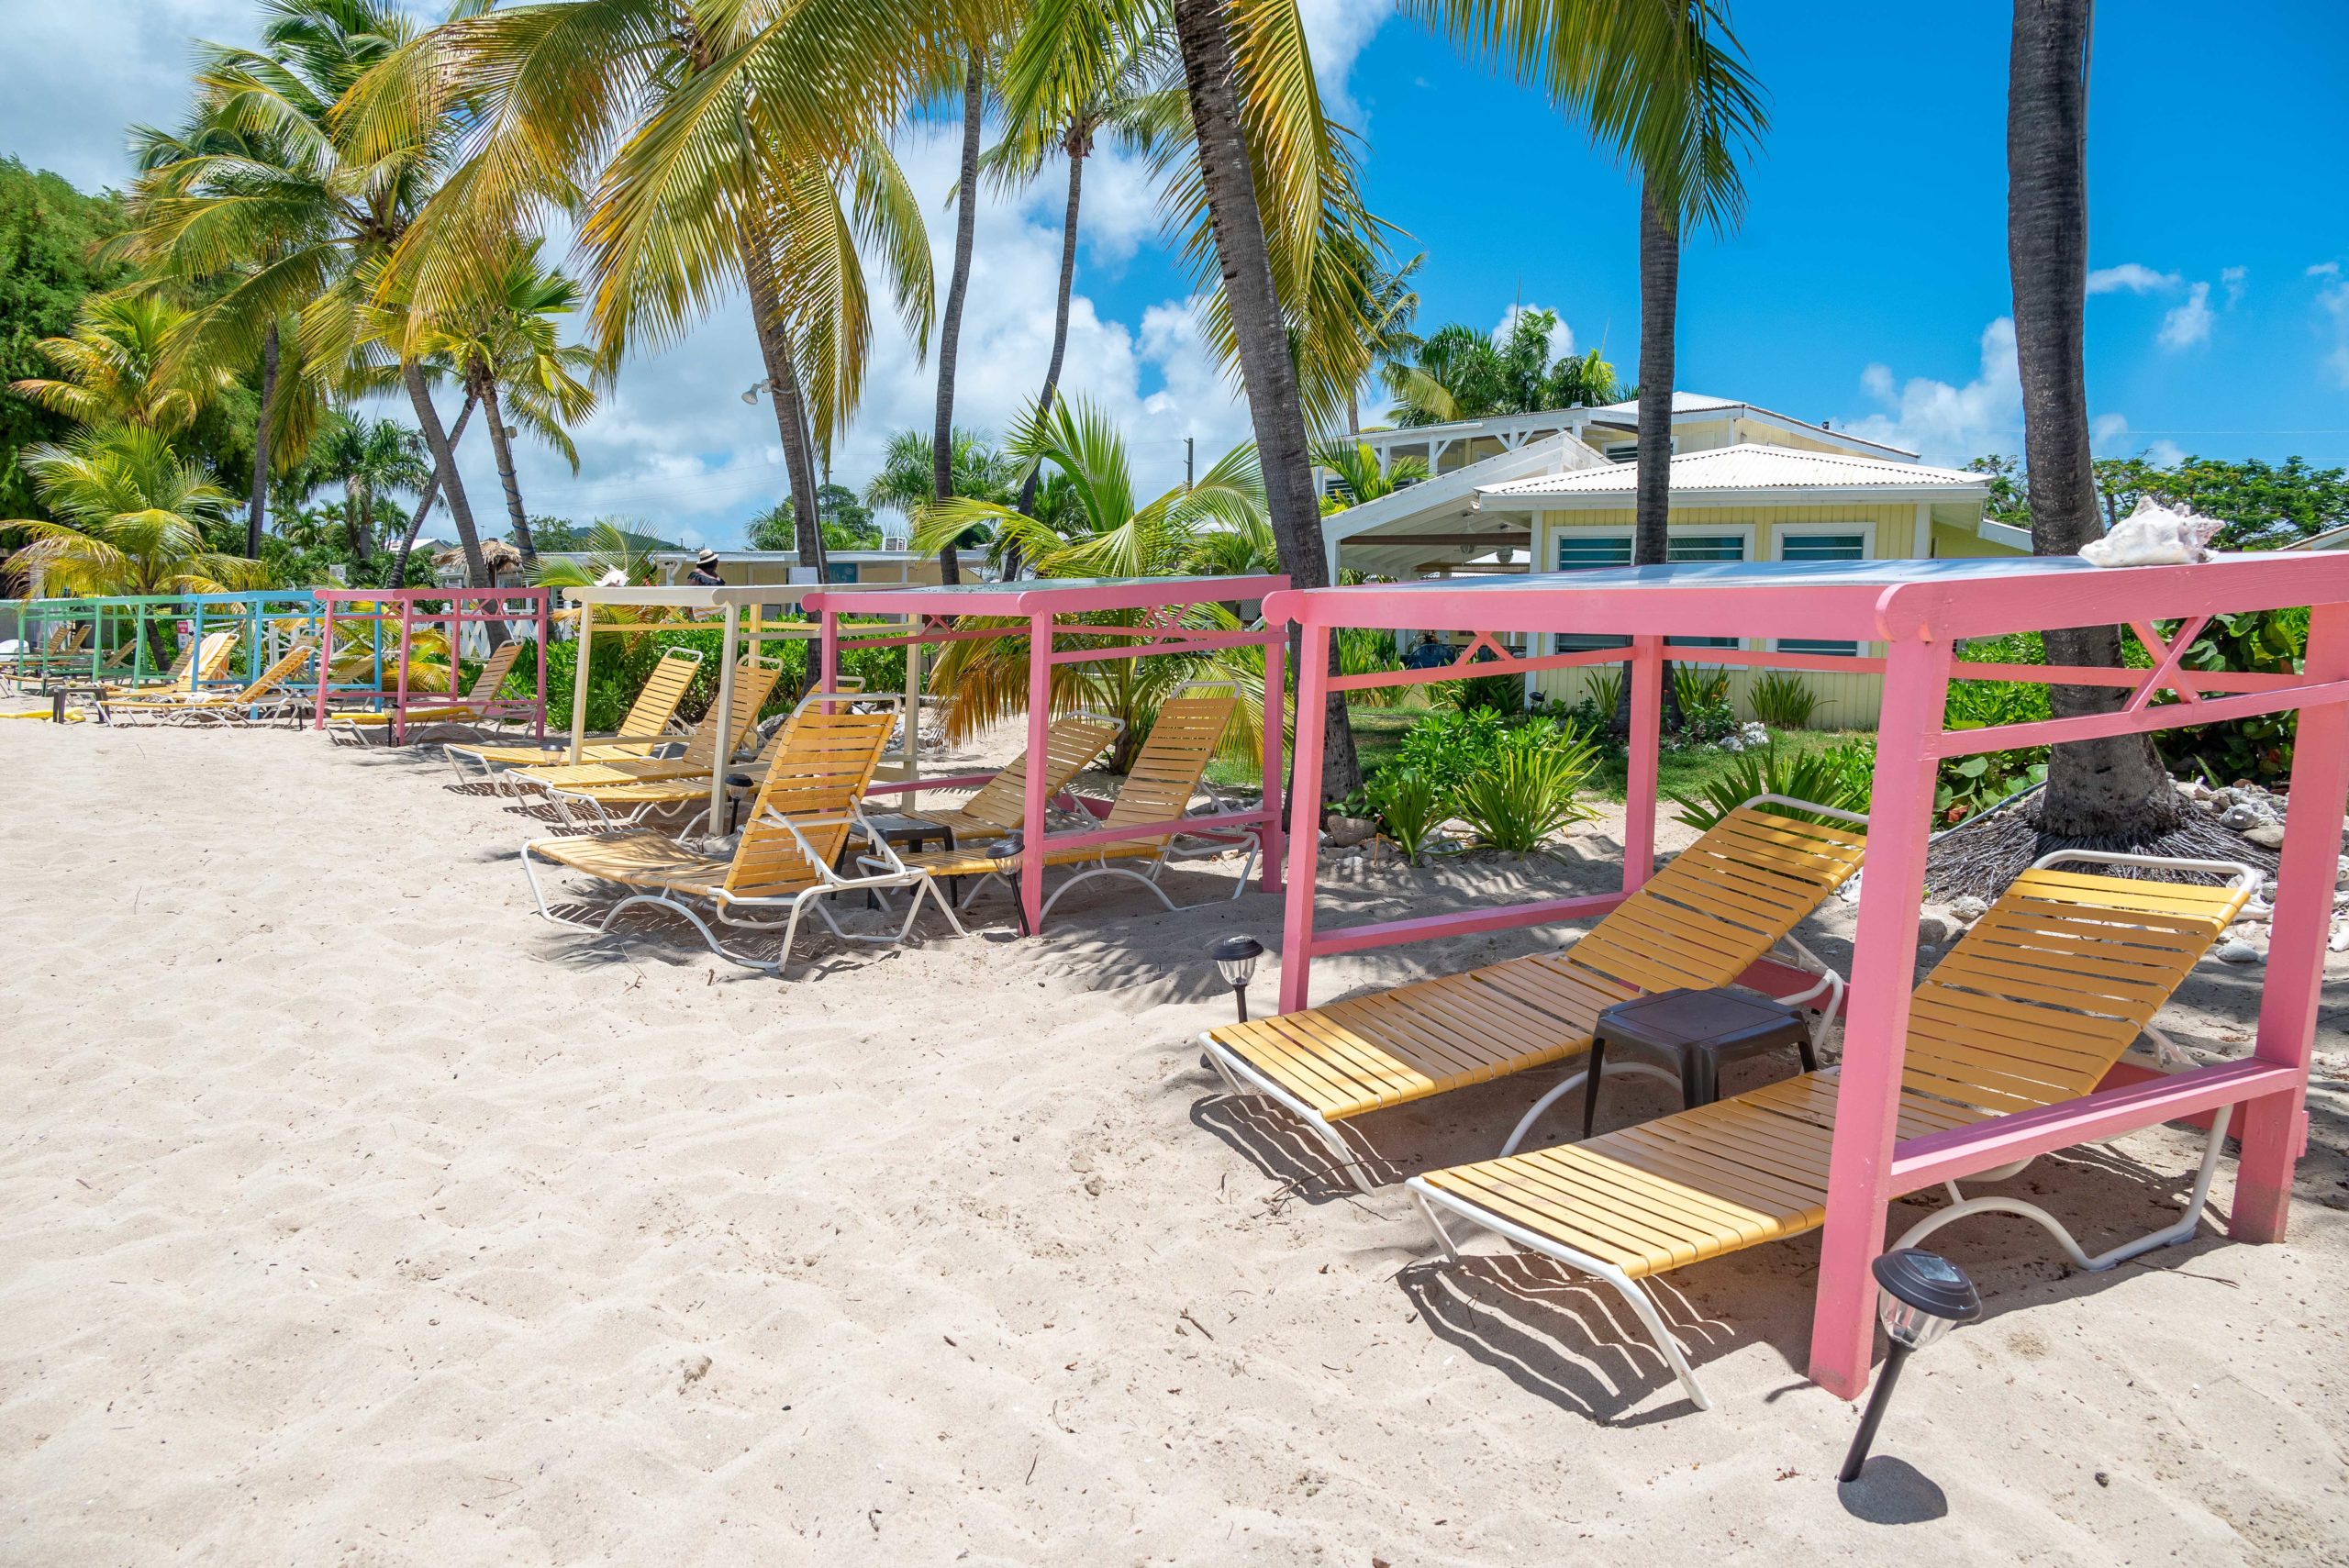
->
1404 851 2254 1409
326 639 527 744
444 648 703 781
99 642 318 727
520 693 965 973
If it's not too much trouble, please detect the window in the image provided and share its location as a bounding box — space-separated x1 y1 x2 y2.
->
825 562 859 584
1665 533 1744 647
1603 441 1638 463
1553 533 1631 651
1776 530 1866 656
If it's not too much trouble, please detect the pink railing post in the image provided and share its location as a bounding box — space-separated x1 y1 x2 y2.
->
1276 622 1331 1015
312 597 336 729
1809 633 1952 1400
1624 635 1664 892
532 593 548 738
392 598 416 746
1019 612 1053 934
1261 628 1286 894
818 602 840 695
2234 601 2349 1242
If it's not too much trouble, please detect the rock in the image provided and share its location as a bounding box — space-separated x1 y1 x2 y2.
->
1920 909 1962 947
1948 895 1990 924
2220 803 2274 832
2210 787 2238 808
2243 823 2288 850
2331 921 2349 954
2214 940 2265 965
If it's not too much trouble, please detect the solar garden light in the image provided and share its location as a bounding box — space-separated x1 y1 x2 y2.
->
1209 934 1264 1022
1839 1248 1982 1483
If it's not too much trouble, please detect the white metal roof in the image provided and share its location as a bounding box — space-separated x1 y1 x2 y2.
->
1475 445 1988 507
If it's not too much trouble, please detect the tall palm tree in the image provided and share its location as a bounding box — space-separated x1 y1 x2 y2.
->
9 292 232 437
342 1 945 583
863 426 1019 570
2009 0 2176 838
2 426 259 596
309 412 429 563
1352 253 1425 435
911 395 1275 771
930 51 991 585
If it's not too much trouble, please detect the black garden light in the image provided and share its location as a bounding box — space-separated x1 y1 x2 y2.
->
1839 1248 1981 1484
1208 934 1264 1022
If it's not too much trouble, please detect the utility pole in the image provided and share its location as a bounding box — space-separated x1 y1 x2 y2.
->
1185 436 1195 488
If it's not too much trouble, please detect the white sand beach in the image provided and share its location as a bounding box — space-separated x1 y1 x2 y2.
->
4 721 2347 1565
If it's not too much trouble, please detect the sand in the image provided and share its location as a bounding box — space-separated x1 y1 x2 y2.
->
3 719 2347 1566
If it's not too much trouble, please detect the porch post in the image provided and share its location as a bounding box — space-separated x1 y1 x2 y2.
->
531 591 548 739
1623 634 1665 892
1276 620 1331 1014
709 603 740 828
312 597 335 729
2233 600 2349 1241
393 597 416 746
1808 631 1951 1400
1019 611 1053 934
1260 626 1286 894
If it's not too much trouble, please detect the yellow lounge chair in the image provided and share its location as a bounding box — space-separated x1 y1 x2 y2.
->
100 629 239 698
1200 798 1870 1191
444 648 703 780
497 661 782 799
900 713 1126 847
0 622 91 692
869 691 1248 924
520 693 965 974
1406 851 2254 1409
99 642 318 726
327 640 526 743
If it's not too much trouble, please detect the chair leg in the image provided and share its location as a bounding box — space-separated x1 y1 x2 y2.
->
1894 1106 2233 1272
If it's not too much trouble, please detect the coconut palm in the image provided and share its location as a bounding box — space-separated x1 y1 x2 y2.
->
307 411 430 563
1312 440 1430 512
910 395 1275 771
863 428 1019 568
402 239 601 574
1350 252 1425 435
9 292 233 438
1381 308 1621 427
1 426 259 597
2008 0 2177 840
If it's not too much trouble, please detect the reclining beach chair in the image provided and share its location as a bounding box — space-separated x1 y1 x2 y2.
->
869 692 1248 924
444 648 702 780
520 693 965 974
0 622 91 692
326 640 526 744
99 642 318 727
1405 851 2254 1409
495 661 781 799
900 713 1125 847
1199 798 1869 1192
101 629 239 698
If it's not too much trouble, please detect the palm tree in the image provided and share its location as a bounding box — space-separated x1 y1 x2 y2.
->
863 427 1019 570
2008 0 2177 840
1380 307 1620 426
9 292 232 437
308 412 429 564
911 395 1275 772
930 50 992 586
403 239 601 574
990 1 1180 516
2 425 259 597
1352 253 1425 435
1311 439 1429 511
343 3 943 584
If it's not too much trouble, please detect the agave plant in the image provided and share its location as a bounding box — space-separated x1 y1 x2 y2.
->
1667 742 1873 832
1370 768 1446 862
1453 723 1601 853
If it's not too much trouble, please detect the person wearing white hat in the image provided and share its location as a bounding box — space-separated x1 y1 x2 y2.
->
685 548 725 586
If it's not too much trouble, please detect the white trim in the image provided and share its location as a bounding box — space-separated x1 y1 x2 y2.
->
1977 518 2033 550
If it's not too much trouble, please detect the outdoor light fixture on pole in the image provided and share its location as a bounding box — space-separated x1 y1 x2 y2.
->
1208 935 1264 1022
1839 1249 1982 1483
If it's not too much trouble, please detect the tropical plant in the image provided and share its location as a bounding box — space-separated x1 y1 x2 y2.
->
1380 307 1620 426
1453 720 1601 852
910 395 1276 772
1391 705 1514 797
0 158 131 521
2004 0 2179 840
1 424 258 596
1671 662 1730 710
1349 253 1425 435
2154 609 2308 784
9 291 232 437
1370 767 1445 862
297 412 430 564
1667 742 1873 831
749 486 882 552
1747 668 1822 729
1312 439 1429 513
1936 751 2047 827
1335 624 1411 707
865 427 1019 565
1581 664 1625 724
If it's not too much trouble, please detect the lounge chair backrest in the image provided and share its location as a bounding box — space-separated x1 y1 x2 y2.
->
675 662 783 767
616 649 704 737
465 639 524 700
1101 694 1237 835
725 696 897 899
957 714 1124 831
49 623 88 653
1565 804 1869 995
1900 859 2252 1118
231 642 317 701
195 630 240 682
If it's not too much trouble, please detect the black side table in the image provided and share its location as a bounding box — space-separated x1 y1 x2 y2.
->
1583 987 1816 1139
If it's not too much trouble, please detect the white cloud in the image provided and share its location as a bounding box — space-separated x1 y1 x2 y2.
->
2221 265 2247 307
1845 317 2022 463
1296 0 1393 124
2309 261 2342 279
2143 439 2187 468
2317 272 2349 390
1493 303 1575 361
2157 281 2215 350
2091 412 2132 450
2087 262 2180 295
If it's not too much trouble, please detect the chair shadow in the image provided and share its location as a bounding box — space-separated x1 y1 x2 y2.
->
1836 1457 1950 1523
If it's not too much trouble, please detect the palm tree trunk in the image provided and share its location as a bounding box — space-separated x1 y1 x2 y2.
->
2009 0 2177 838
1170 0 1360 799
1611 182 1687 737
389 393 474 591
477 371 538 573
931 54 985 587
245 320 278 559
402 361 488 592
735 217 828 578
1014 136 1086 527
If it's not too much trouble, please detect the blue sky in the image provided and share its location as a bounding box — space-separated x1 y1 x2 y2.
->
5 1 2345 545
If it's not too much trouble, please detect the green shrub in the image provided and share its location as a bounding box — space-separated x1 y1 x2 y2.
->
1817 736 1877 811
1583 664 1625 720
1935 751 2045 824
1370 769 1446 861
1748 669 1823 729
1392 705 1513 796
2153 608 2306 784
1442 668 1525 715
1336 626 1408 707
1672 663 1731 710
1453 723 1601 851
1666 742 1874 831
